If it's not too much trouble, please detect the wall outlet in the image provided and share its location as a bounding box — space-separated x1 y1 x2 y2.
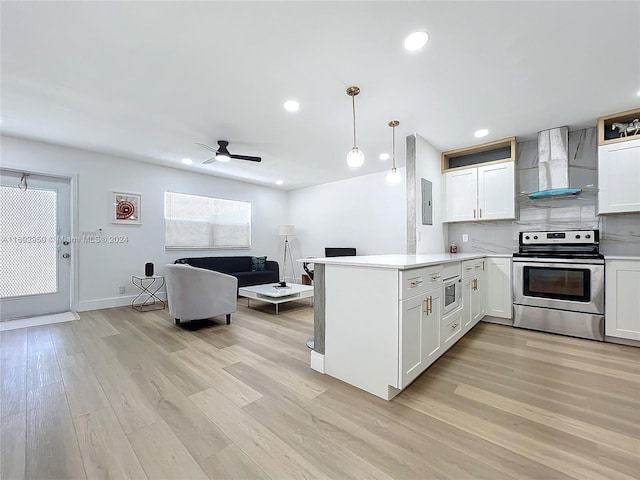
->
118 285 125 294
462 234 469 243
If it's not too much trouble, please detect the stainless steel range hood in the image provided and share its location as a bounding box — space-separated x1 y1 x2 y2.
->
528 126 582 198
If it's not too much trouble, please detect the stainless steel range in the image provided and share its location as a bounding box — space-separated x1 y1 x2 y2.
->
513 230 605 341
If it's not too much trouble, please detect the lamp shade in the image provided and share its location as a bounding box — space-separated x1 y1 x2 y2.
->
278 225 295 236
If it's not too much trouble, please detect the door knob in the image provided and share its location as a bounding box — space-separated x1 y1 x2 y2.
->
62 253 70 259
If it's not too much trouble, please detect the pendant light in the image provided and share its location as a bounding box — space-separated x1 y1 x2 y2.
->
386 120 401 184
346 86 364 168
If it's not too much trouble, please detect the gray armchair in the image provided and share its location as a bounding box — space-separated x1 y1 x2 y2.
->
164 264 238 325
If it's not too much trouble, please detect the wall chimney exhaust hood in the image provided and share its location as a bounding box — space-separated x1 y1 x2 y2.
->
527 126 582 198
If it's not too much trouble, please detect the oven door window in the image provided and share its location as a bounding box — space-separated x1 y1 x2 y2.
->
523 266 590 302
445 282 456 308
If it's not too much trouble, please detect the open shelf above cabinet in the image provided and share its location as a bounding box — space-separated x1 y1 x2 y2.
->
442 137 516 172
598 107 640 146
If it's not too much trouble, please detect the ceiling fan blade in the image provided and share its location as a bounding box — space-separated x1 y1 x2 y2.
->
195 142 218 154
202 156 216 164
230 154 262 162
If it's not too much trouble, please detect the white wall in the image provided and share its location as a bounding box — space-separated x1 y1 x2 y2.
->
287 169 407 267
1 135 288 311
415 134 446 253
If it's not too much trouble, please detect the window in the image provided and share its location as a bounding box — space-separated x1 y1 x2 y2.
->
164 192 251 249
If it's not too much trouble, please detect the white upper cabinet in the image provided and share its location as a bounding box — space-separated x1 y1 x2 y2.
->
597 108 640 215
444 162 515 222
598 138 640 214
444 168 478 222
442 137 516 223
478 162 516 220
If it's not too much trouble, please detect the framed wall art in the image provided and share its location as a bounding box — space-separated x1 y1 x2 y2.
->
112 191 141 224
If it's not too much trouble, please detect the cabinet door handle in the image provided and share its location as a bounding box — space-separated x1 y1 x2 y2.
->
410 279 423 287
423 299 428 314
473 209 476 219
480 208 482 218
426 296 433 315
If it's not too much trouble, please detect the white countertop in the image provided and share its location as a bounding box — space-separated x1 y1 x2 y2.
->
299 253 508 269
604 256 640 261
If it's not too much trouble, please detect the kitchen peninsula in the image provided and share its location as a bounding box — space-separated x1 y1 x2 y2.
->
308 254 511 400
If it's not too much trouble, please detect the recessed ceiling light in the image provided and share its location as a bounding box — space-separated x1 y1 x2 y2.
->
275 180 284 185
284 100 300 112
404 31 429 52
474 129 489 138
181 158 193 165
379 153 390 160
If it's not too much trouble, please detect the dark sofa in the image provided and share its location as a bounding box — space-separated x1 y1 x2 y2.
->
174 256 279 288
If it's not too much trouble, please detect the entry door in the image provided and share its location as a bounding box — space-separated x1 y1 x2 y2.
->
0 170 71 320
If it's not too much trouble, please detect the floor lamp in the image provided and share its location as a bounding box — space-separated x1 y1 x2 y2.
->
278 225 295 287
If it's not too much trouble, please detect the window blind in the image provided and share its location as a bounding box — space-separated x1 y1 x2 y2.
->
164 192 251 249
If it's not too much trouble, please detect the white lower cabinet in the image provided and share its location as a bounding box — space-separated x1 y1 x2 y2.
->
485 257 512 319
462 259 486 334
605 259 640 341
399 286 442 389
441 308 464 352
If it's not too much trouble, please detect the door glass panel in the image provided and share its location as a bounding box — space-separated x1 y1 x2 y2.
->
0 186 58 298
523 266 590 302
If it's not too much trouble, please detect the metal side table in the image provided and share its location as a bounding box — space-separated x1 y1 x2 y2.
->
131 275 165 312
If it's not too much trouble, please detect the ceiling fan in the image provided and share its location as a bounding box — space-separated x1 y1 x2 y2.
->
195 140 262 164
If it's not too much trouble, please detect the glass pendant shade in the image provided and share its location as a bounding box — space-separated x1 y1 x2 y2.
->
387 167 401 183
346 147 365 168
215 153 231 162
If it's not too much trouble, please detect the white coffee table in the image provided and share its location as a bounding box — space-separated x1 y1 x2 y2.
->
238 283 314 314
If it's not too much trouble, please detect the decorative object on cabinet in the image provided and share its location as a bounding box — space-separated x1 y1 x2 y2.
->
112 192 141 224
441 137 516 172
386 120 401 184
598 107 640 145
345 86 364 168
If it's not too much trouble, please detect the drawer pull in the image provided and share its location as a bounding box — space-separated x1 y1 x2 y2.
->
431 274 441 281
410 279 423 287
451 323 459 330
465 266 473 271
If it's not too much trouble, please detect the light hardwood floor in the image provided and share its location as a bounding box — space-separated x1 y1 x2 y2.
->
1 300 639 479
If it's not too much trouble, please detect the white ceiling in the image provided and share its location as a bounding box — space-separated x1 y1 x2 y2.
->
1 1 639 190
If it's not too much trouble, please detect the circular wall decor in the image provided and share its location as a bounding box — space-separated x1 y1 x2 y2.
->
116 200 136 220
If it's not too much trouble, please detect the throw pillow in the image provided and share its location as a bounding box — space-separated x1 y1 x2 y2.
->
251 256 267 271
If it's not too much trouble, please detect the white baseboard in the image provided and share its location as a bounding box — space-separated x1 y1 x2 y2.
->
310 350 325 373
77 292 167 312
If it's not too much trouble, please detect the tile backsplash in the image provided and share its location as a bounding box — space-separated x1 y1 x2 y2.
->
447 127 640 256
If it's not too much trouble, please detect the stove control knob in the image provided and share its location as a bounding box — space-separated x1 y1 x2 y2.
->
585 234 591 239
533 235 538 240
575 234 581 239
525 235 530 240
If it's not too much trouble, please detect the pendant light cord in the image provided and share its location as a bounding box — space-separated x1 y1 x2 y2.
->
391 125 396 170
352 95 357 148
